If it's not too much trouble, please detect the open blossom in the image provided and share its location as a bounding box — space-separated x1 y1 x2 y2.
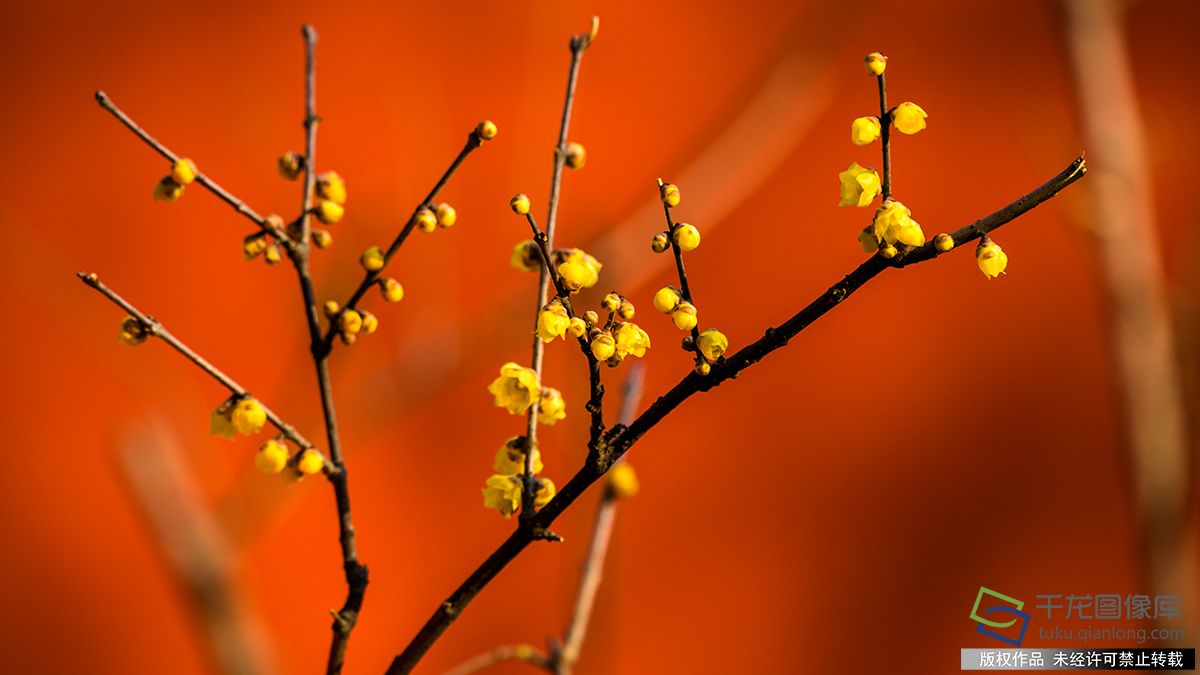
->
837 162 881 208
872 199 925 247
537 387 567 425
534 478 556 508
696 328 729 363
482 474 523 517
614 322 651 358
976 237 1009 279
536 300 570 342
851 116 881 146
892 102 928 135
555 248 602 291
487 362 541 414
231 398 267 435
494 437 543 475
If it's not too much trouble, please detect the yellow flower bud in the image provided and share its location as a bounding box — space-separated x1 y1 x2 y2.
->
673 223 701 252
297 448 326 476
879 243 898 259
567 316 587 338
534 477 556 508
618 299 636 320
671 301 698 331
381 278 404 303
316 171 347 205
694 361 711 376
482 474 523 518
607 463 639 499
934 233 954 252
538 387 567 426
435 202 457 228
153 176 183 202
312 229 333 249
255 439 289 475
583 310 600 326
476 120 498 141
210 400 237 440
696 328 729 363
976 237 1008 279
323 300 340 318
653 286 681 313
510 193 531 216
558 261 594 292
601 292 621 313
838 162 881 208
651 232 670 253
360 310 379 334
315 200 344 224
564 142 586 169
117 316 148 346
494 436 543 475
864 51 887 77
243 233 268 260
340 309 363 335
487 362 542 414
360 245 385 272
510 240 541 272
660 182 681 207
415 207 438 234
590 332 616 361
892 102 928 135
614 322 651 359
231 397 267 435
171 158 197 185
851 116 881 146
278 151 304 180
263 243 283 265
537 300 571 342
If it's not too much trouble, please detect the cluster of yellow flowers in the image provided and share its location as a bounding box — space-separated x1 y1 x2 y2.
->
481 437 555 518
208 395 327 482
486 362 566 424
650 181 730 376
152 158 197 202
322 299 381 346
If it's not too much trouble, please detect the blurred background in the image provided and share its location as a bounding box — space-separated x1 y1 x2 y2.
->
1 0 1197 672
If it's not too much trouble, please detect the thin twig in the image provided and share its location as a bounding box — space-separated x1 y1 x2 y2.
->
441 645 552 675
877 72 892 200
94 91 294 247
77 272 317 453
387 156 1086 674
656 179 702 355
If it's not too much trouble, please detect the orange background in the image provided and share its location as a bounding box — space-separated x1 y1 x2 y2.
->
1 1 1198 673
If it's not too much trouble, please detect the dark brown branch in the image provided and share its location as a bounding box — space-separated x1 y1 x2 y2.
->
656 180 702 356
877 72 892 200
77 272 317 453
441 645 552 675
94 91 294 247
387 155 1086 673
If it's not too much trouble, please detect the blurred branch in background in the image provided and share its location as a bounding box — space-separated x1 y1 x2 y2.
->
120 419 274 675
1063 0 1196 639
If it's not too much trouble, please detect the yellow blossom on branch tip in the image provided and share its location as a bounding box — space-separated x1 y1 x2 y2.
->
556 249 602 290
153 177 183 201
653 286 681 313
651 232 670 253
487 362 541 414
476 120 498 141
567 316 587 338
510 240 541 272
564 142 586 169
360 311 378 334
537 301 570 342
340 309 363 335
615 322 651 358
277 152 303 180
255 440 289 475
892 102 928 135
535 478 556 508
315 200 344 224
607 463 639 499
618 299 636 320
416 208 437 234
316 172 347 205
583 310 599 326
976 237 1008 279
851 117 881 146
361 246 385 272
381 278 404 303
297 449 325 475
838 162 881 208
435 203 457 228
660 183 681 207
171 158 197 185
865 52 887 77
494 437 543 475
673 224 701 252
482 474 523 517
323 300 340 317
231 398 267 435
601 292 621 313
696 328 729 363
872 199 910 242
590 333 616 361
118 316 148 346
510 193 531 216
538 387 567 425
671 302 698 331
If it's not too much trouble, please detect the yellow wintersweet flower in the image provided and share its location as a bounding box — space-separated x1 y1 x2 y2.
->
153 177 183 202
231 398 267 435
976 237 1008 279
255 439 289 475
534 478 556 508
660 182 681 207
857 227 879 253
934 233 955 252
872 199 923 246
696 328 729 363
487 362 541 414
837 162 881 208
851 117 881 146
879 242 898 259
210 400 237 440
494 437 543 475
537 300 571 342
435 202 457 228
315 200 344 224
482 474 523 517
615 322 651 358
651 232 670 253
510 193 531 216
590 332 616 361
340 308 363 335
510 240 541 272
316 171 347 205
243 233 268 260
864 52 887 77
118 316 148 346
381 278 404 303
564 142 586 169
673 223 701 252
415 207 437 234
607 462 639 499
618 299 636 320
263 243 283 265
653 286 681 313
171 158 197 185
278 152 303 180
556 248 602 291
538 387 567 425
671 301 698 331
360 246 385 272
312 229 333 249
360 310 379 334
601 292 621 313
297 448 326 475
567 316 587 338
892 102 928 135
476 120 499 141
